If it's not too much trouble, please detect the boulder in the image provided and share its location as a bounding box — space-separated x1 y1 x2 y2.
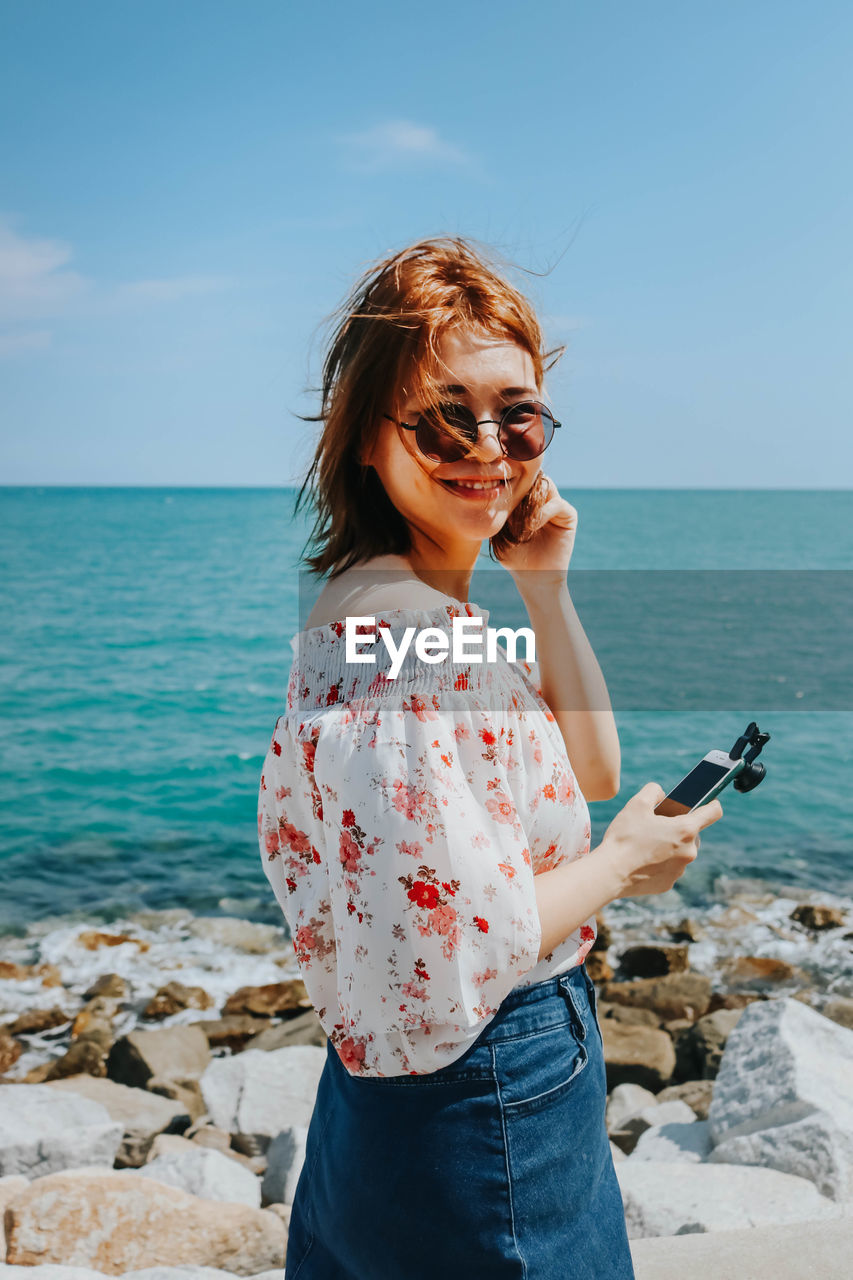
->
672 1008 744 1081
143 982 214 1021
600 1021 675 1093
610 1100 697 1155
222 981 311 1019
196 1016 272 1053
147 1075 206 1122
823 996 853 1031
790 904 845 931
708 998 853 1201
135 1146 261 1207
710 1112 853 1201
666 917 704 943
655 1079 714 1120
720 956 804 987
605 1083 657 1133
617 945 689 979
200 1047 325 1147
599 974 712 1022
3 1007 70 1036
45 1041 108 1080
107 1025 210 1089
47 1075 191 1166
0 1176 29 1255
628 1119 712 1163
4 1169 286 1273
616 1160 839 1238
261 1126 308 1206
598 1002 660 1029
584 952 613 983
629 1218 853 1280
83 972 129 1000
0 1029 22 1074
244 1011 327 1052
185 916 285 953
0 1084 122 1177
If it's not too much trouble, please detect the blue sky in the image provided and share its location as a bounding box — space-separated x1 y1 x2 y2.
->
1 0 850 487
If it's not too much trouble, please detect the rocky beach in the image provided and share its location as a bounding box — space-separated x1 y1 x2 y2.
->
1 883 852 1276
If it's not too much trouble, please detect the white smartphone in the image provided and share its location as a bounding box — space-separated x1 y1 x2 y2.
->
654 750 745 817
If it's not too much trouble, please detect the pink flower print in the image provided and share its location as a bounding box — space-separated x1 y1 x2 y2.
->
497 861 516 882
454 722 471 742
471 830 491 850
557 771 575 806
391 778 432 822
337 1035 367 1073
342 808 355 827
430 904 458 936
400 981 428 1000
339 829 362 873
264 828 281 857
473 916 490 933
473 967 497 985
281 820 312 855
397 839 424 859
301 740 315 773
293 923 316 962
485 787 517 826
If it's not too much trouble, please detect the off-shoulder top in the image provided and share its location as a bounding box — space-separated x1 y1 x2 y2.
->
257 599 596 1079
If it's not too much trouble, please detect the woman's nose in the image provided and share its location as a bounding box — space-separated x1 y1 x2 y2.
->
465 420 504 460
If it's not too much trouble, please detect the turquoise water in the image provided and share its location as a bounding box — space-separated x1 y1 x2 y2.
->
1 487 851 935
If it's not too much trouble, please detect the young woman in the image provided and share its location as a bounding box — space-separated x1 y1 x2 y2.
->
258 236 723 1278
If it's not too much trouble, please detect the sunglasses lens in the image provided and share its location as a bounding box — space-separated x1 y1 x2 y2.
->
416 403 479 462
501 402 554 460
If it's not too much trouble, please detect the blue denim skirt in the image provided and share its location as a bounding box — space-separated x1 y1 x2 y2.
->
285 963 634 1279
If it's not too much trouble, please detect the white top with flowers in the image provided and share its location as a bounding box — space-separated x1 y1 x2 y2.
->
257 600 596 1079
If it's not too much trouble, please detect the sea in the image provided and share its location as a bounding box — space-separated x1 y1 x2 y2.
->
1 487 851 1062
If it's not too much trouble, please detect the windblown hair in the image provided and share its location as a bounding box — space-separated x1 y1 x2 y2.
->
293 235 565 578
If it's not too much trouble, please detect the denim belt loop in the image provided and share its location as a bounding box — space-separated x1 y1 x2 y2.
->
558 970 587 1041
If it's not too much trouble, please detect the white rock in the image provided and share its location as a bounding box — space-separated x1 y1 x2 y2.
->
708 997 853 1200
629 1120 712 1163
616 1159 840 1238
261 1126 308 1205
200 1046 325 1146
629 1218 853 1280
134 1147 261 1208
709 997 853 1142
606 1083 657 1132
710 1111 853 1201
47 1075 190 1166
0 1084 122 1178
0 1177 30 1257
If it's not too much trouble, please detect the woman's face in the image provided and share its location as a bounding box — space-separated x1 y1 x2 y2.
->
363 328 543 553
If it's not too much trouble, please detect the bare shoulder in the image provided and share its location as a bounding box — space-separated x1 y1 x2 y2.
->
302 555 458 629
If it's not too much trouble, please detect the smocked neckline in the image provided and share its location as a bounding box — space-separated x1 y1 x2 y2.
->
290 600 490 647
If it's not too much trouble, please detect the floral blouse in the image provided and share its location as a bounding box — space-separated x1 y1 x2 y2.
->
257 600 596 1079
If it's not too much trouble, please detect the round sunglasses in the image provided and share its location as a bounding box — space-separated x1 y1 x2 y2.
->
384 399 561 463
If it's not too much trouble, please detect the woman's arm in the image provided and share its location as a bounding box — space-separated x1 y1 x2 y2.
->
520 579 621 802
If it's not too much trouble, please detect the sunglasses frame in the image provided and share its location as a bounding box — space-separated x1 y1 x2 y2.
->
383 399 561 463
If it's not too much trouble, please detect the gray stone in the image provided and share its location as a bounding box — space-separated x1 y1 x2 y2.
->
0 1084 122 1178
606 1083 658 1133
710 1111 853 1201
261 1126 308 1205
629 1217 853 1280
629 1119 712 1163
107 1024 210 1090
47 1075 190 1166
200 1046 325 1146
616 1160 840 1238
245 1010 327 1051
708 997 853 1202
135 1146 261 1207
673 1007 744 1081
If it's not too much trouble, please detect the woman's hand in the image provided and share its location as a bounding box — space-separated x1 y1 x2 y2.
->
597 781 724 899
495 473 578 584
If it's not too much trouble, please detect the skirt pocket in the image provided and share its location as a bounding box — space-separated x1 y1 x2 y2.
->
496 1005 589 1120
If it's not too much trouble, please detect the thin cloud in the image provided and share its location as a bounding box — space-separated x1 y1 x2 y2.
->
0 219 89 322
0 329 51 358
337 119 472 173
